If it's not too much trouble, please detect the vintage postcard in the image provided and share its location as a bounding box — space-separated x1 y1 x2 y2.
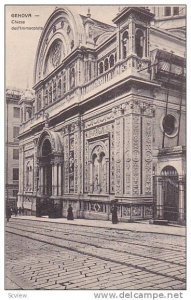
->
4 3 187 298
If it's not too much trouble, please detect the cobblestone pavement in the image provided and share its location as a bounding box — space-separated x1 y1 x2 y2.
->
5 218 186 290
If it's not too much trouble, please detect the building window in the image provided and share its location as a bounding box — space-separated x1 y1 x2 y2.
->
13 190 18 197
70 68 75 89
57 78 61 98
13 168 19 180
53 80 57 101
122 31 129 59
63 72 66 93
37 92 42 111
135 29 144 58
49 85 52 103
13 107 20 118
44 88 48 106
13 149 19 159
104 58 109 71
13 126 19 139
173 7 179 15
109 54 115 68
164 7 171 16
99 62 104 74
162 114 178 136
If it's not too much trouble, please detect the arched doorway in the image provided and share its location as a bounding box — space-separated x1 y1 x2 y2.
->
161 166 179 221
41 139 52 196
36 129 64 217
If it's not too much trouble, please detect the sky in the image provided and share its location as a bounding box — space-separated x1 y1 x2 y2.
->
5 5 121 90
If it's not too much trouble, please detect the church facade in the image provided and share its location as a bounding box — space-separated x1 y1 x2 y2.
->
18 6 186 224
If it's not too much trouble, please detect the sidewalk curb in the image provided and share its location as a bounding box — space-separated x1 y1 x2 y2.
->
11 216 186 237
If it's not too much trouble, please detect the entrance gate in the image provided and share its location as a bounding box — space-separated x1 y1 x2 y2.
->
36 197 63 218
153 166 179 222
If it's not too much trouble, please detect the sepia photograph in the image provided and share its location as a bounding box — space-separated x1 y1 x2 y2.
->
4 2 186 294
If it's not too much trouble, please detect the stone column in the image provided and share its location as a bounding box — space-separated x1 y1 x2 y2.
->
178 175 185 224
39 166 43 195
115 117 124 196
105 158 109 194
58 164 62 196
157 178 164 219
44 166 47 195
52 163 55 196
74 121 81 194
89 161 93 193
54 164 58 196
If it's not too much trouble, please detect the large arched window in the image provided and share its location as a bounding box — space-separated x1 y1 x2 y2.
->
44 88 48 106
62 71 66 94
135 29 144 58
57 78 61 98
109 54 115 68
122 31 129 59
48 85 52 103
53 81 57 101
99 62 104 74
104 58 109 71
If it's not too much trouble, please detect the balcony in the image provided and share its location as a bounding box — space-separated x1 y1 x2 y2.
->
19 55 151 135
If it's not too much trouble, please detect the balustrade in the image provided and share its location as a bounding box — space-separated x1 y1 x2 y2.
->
20 55 150 133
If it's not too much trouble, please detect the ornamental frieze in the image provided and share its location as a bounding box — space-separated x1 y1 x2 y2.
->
84 112 113 129
112 100 155 117
85 124 112 139
62 120 82 135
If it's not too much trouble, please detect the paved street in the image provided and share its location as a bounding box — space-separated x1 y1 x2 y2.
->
5 217 186 290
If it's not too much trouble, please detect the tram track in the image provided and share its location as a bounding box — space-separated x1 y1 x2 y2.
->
6 222 185 268
6 222 186 284
8 218 185 251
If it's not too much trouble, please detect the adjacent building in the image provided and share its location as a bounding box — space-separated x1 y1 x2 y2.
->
17 6 186 224
5 88 22 209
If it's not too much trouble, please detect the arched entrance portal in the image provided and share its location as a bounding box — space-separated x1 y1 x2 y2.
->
41 139 52 196
161 166 179 221
36 129 64 218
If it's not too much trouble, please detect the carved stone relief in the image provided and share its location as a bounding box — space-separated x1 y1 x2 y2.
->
115 118 123 195
24 157 34 192
64 135 69 193
132 115 140 195
124 115 131 195
143 117 152 195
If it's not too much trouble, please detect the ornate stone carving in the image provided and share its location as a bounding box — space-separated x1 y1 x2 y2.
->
124 116 131 195
110 126 115 193
112 100 155 117
132 205 142 217
115 118 123 195
85 113 113 129
64 135 69 193
144 206 153 217
122 206 131 217
84 139 89 192
132 115 140 195
74 130 80 193
24 158 34 192
143 117 152 195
